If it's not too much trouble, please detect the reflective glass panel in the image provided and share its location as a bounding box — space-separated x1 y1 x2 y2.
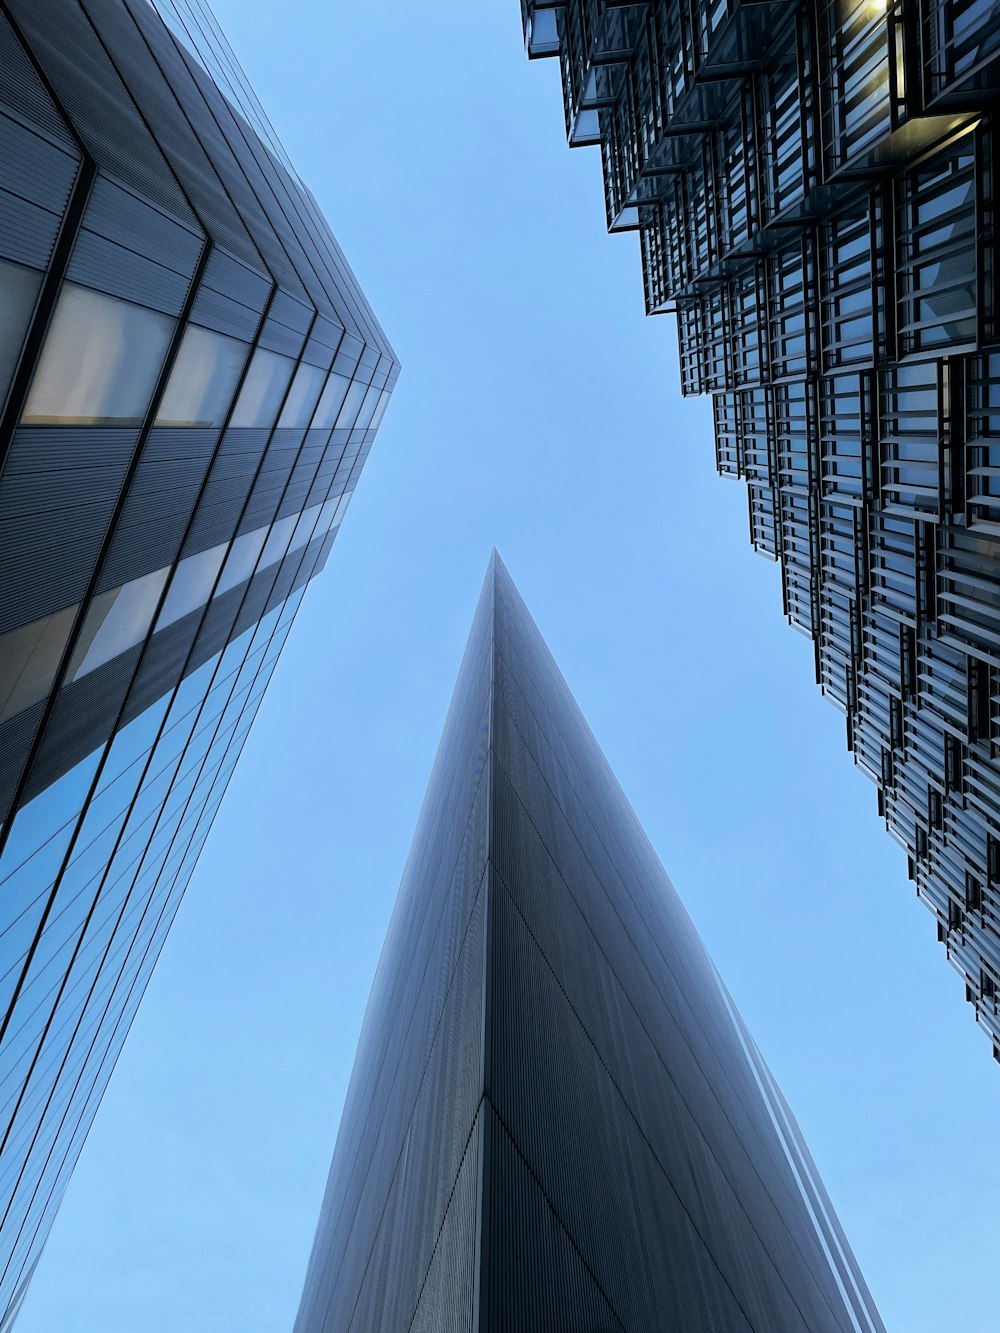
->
155 324 246 428
215 529 267 597
22 284 175 426
155 543 227 630
276 361 326 427
0 606 77 724
67 568 170 681
331 491 352 529
288 504 322 553
229 348 295 428
353 381 382 431
0 748 102 904
368 388 392 432
311 371 351 428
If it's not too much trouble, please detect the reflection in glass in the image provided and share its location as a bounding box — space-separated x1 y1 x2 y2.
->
22 284 175 426
67 569 170 681
155 324 246 427
229 347 295 428
0 260 42 407
311 371 350 428
334 378 367 429
155 543 228 630
0 497 328 720
288 504 321 554
0 748 103 905
277 361 326 428
216 529 267 597
0 606 77 724
258 514 296 568
367 388 392 433
353 381 383 431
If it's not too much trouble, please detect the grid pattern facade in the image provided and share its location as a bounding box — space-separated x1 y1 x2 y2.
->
293 554 884 1332
0 1 398 1321
519 0 1000 1060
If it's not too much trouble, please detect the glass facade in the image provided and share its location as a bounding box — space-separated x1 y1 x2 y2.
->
519 0 1000 1062
0 0 398 1323
293 554 884 1332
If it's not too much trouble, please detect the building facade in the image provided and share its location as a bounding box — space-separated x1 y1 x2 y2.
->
519 0 1000 1060
293 554 884 1333
0 1 398 1321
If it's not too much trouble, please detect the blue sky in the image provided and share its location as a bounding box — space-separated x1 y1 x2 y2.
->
17 3 1000 1330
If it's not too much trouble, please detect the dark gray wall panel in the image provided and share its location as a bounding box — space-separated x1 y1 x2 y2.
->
188 247 271 338
97 429 218 590
5 0 198 227
0 13 76 148
22 645 141 804
0 702 44 827
0 428 138 634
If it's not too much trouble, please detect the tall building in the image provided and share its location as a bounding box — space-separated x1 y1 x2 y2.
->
293 553 884 1333
0 1 398 1321
518 0 1000 1060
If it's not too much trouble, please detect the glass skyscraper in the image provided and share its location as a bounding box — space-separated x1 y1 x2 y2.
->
519 0 1000 1060
0 2 397 1321
293 553 884 1332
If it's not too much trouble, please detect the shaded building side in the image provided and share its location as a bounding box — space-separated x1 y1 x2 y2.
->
293 555 883 1332
0 0 398 1321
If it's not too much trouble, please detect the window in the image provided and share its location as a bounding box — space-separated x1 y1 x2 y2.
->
821 200 883 370
215 529 267 597
897 131 978 355
353 381 384 432
968 655 991 742
367 388 392 433
288 504 322 554
965 352 1000 531
155 324 246 428
945 732 964 791
335 378 368 429
888 695 903 748
155 543 227 630
821 0 899 170
66 568 170 681
0 259 42 407
925 0 1000 101
929 788 943 829
330 491 352 529
229 347 295 428
0 606 77 724
880 363 943 517
276 361 326 428
965 870 983 911
22 284 174 426
257 514 296 569
311 371 351 428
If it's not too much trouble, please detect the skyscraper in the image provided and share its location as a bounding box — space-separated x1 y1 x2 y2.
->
0 2 397 1321
518 0 1000 1061
294 553 884 1333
